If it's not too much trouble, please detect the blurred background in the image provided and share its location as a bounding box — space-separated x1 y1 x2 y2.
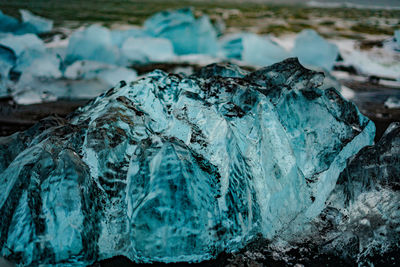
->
0 0 399 140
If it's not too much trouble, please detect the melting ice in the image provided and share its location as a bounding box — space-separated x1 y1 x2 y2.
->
0 59 378 265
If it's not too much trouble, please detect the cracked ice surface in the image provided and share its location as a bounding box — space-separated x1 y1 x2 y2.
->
0 59 375 265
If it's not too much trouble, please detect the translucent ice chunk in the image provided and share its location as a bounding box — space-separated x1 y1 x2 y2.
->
14 50 61 78
144 8 218 55
0 10 20 33
0 34 56 82
0 9 52 35
292 29 339 70
121 37 175 63
66 25 120 65
0 34 45 56
19 9 53 34
110 28 148 47
0 59 375 265
220 33 290 66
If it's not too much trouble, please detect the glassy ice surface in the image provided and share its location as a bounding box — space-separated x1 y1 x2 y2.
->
220 33 289 67
0 58 376 265
292 29 339 70
19 9 53 34
144 8 218 55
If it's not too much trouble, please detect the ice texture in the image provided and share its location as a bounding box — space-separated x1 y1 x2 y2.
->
292 29 339 70
144 8 218 55
121 37 175 63
0 58 375 265
220 33 289 66
19 10 53 34
66 25 120 65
